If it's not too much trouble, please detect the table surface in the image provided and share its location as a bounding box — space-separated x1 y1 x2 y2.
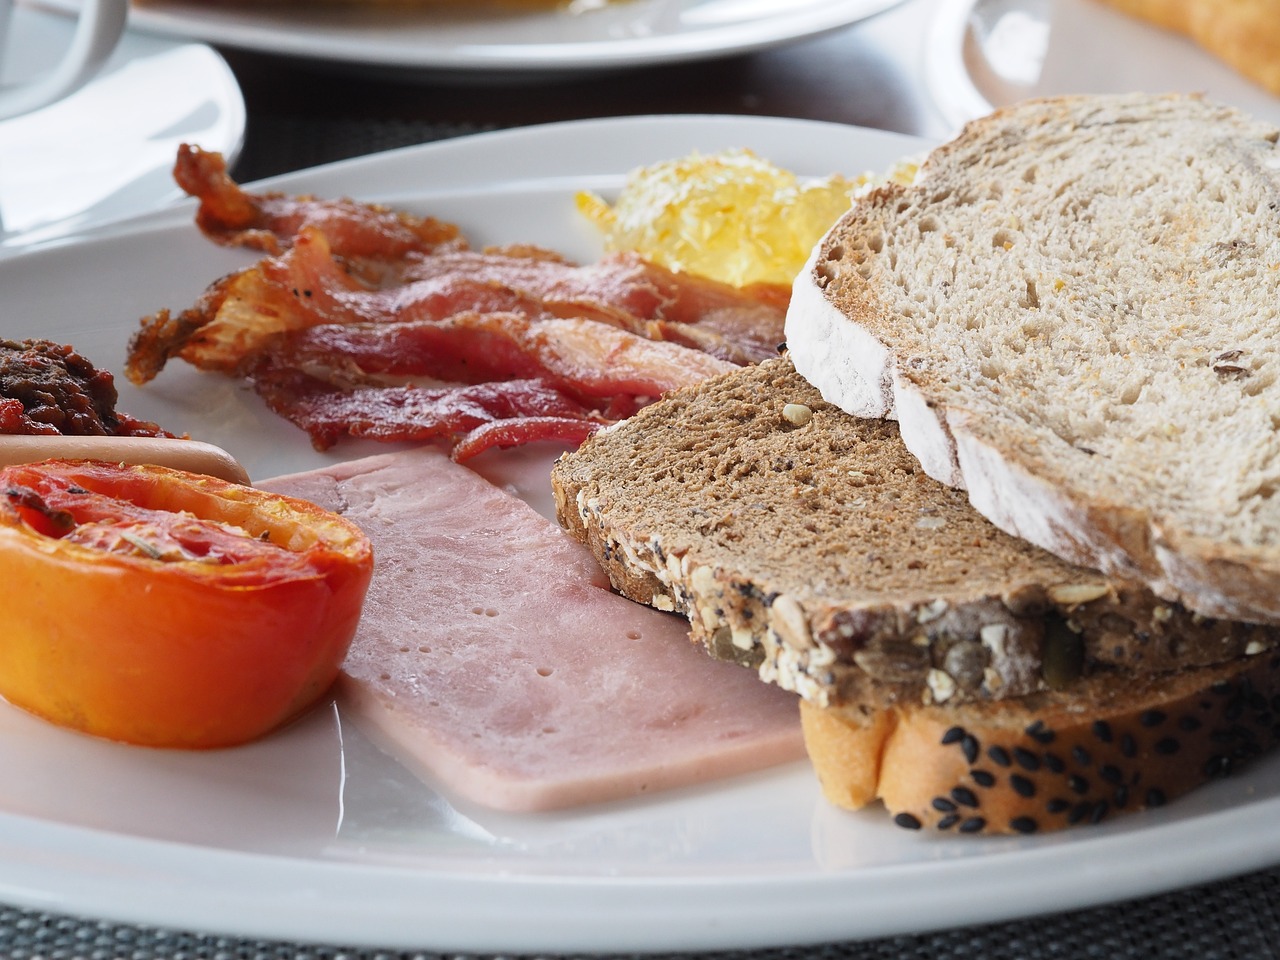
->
10 1 1280 956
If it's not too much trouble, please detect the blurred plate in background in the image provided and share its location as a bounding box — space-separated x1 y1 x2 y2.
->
34 0 905 75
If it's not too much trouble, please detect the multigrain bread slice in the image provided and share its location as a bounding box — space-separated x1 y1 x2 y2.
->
1094 0 1280 95
551 356 1279 708
786 93 1280 625
803 649 1280 834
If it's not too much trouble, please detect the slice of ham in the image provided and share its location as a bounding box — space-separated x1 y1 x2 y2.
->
261 447 804 812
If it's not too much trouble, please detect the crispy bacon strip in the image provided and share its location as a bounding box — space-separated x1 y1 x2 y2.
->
175 146 790 340
126 227 781 386
130 147 793 460
451 417 602 462
173 144 462 260
397 249 789 362
270 313 735 405
392 247 666 324
249 367 601 453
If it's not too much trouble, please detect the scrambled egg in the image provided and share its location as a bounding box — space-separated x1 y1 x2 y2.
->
577 149 918 288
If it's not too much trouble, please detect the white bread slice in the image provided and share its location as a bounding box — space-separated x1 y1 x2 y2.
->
786 93 1280 624
551 357 1279 709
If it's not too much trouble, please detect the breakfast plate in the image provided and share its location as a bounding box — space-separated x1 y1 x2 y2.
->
2 115 1280 953
926 0 1280 130
33 0 903 74
0 3 244 250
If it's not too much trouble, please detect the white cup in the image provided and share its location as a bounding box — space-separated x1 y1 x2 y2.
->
0 0 128 122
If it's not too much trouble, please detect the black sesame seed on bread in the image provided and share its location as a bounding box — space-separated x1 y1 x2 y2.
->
803 650 1280 834
786 92 1280 625
551 356 1279 709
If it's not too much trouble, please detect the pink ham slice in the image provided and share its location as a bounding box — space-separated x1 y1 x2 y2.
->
262 447 803 812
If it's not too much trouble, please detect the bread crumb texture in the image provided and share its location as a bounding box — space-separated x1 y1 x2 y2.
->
795 93 1280 622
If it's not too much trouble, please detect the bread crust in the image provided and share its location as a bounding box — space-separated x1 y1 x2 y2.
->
787 93 1280 624
803 650 1280 834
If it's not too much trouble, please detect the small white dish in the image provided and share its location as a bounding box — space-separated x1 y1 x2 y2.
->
926 0 1280 131
0 4 244 248
37 0 904 74
0 0 126 121
1 116 1279 954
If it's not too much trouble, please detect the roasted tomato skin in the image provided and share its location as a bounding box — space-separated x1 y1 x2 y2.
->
0 460 373 748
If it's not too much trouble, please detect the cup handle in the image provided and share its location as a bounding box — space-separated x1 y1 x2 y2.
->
0 0 129 122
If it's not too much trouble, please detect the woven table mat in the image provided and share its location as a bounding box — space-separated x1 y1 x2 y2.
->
3 863 1279 959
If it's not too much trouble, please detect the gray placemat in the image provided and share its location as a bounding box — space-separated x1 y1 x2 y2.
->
23 113 1268 960
3 861 1279 959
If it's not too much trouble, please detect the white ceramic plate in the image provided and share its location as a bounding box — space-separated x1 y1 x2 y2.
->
2 115 1280 953
925 0 1280 131
38 0 902 74
0 4 244 250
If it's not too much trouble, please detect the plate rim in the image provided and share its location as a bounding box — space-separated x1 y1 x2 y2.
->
1 791 1278 952
2 113 1279 953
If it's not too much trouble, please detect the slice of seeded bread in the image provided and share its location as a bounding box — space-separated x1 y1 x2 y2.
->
803 648 1280 834
786 93 1280 624
551 356 1278 708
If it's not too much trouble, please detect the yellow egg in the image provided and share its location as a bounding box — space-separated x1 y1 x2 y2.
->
576 149 917 288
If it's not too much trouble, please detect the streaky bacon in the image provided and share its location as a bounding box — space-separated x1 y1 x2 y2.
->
130 146 792 459
173 145 790 346
451 417 602 462
249 366 603 453
393 247 665 326
126 226 778 386
269 313 735 405
173 145 462 260
396 249 787 360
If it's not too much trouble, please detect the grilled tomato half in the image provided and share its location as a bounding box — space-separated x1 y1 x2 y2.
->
0 459 373 748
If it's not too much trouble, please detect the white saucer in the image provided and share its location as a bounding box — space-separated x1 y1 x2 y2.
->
0 4 244 249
